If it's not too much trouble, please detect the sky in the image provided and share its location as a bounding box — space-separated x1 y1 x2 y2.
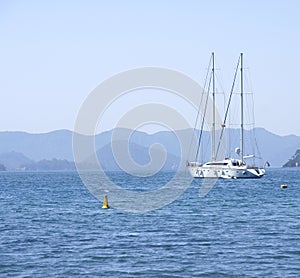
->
0 0 300 136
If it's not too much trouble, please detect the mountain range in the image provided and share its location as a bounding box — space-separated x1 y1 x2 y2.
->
0 128 299 170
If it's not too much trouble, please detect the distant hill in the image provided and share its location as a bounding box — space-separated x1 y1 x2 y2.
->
24 158 76 171
0 151 33 170
283 149 300 167
0 151 75 171
0 130 74 161
253 128 300 168
0 128 300 169
96 141 180 172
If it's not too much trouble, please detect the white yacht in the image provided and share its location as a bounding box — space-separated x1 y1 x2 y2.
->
187 53 265 179
188 158 265 179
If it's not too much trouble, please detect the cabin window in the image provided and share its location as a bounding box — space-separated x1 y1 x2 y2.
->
206 162 228 166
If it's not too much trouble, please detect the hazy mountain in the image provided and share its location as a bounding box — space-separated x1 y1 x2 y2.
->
0 151 75 171
0 128 300 169
283 149 300 167
254 128 300 167
24 158 76 171
0 130 74 161
96 141 180 172
0 151 33 170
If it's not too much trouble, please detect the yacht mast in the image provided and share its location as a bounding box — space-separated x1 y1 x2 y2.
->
212 52 216 161
240 53 244 163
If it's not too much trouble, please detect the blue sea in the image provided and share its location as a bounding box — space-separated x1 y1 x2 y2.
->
1 168 300 277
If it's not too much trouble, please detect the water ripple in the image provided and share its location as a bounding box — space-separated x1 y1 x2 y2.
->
0 169 299 277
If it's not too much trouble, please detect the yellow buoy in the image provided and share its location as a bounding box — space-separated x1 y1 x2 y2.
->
102 195 109 209
280 184 288 189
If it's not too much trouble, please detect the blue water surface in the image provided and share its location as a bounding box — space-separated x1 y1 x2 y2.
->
0 169 299 277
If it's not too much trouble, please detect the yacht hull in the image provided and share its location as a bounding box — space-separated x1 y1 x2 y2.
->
188 165 265 179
